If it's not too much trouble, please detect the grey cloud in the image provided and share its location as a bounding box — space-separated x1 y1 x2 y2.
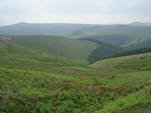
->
0 0 151 25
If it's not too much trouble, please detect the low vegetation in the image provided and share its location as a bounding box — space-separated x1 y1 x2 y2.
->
0 45 151 112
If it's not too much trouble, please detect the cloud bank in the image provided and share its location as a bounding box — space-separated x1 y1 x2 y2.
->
0 0 151 25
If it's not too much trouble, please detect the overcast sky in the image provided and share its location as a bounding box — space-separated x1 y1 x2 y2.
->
0 0 151 25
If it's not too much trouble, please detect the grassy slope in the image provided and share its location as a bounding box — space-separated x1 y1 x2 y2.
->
0 45 151 112
0 46 98 77
91 52 151 113
72 25 151 47
92 52 151 72
0 35 99 62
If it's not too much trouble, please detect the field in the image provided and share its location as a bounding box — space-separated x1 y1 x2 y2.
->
0 45 151 113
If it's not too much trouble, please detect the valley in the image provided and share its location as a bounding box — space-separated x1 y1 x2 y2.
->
0 23 151 113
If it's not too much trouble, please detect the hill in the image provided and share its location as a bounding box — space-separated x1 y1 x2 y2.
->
0 35 123 62
1 22 151 49
92 52 151 73
0 35 99 62
72 25 151 48
129 38 151 49
0 46 97 76
90 47 151 63
81 38 123 63
0 23 93 36
130 22 151 26
91 52 151 112
0 46 151 112
1 22 151 112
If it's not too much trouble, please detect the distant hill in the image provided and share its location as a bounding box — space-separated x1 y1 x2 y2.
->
129 38 151 49
130 22 151 26
0 23 93 36
71 24 151 48
81 35 129 47
0 22 150 39
1 22 151 63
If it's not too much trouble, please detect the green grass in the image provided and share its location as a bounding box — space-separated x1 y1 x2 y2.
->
0 46 151 112
1 66 151 113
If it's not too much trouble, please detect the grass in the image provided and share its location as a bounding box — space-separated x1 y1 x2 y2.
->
0 46 151 112
92 52 151 74
0 46 98 77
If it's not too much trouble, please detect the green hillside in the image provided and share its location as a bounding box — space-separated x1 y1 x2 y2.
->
0 45 151 112
0 46 97 76
0 35 123 63
0 35 99 62
91 52 151 113
1 23 151 49
81 38 123 63
72 25 151 47
92 52 151 74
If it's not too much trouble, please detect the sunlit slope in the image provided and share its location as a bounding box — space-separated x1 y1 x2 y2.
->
0 35 99 61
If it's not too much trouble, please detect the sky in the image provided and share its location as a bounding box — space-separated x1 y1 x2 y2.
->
0 0 151 25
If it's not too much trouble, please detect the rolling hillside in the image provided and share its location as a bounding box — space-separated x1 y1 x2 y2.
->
81 38 123 63
1 22 151 113
72 25 151 48
92 52 151 74
91 52 151 112
1 22 151 50
0 35 99 62
0 35 123 62
0 45 97 77
0 45 151 112
1 23 151 49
